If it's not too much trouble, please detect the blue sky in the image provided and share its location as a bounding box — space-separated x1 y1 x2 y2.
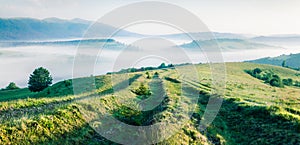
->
0 0 300 35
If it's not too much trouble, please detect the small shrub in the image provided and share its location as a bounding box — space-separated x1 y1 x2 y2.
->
132 83 151 96
145 72 151 79
64 80 72 87
4 82 19 90
153 72 159 78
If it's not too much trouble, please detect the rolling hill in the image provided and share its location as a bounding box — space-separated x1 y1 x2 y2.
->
0 18 141 40
160 32 253 40
248 53 300 69
251 35 300 46
180 38 277 51
0 62 300 144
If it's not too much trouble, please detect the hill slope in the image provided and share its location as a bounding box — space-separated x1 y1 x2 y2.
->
160 32 253 40
248 53 300 69
180 39 277 51
251 35 300 46
0 18 141 40
0 62 300 144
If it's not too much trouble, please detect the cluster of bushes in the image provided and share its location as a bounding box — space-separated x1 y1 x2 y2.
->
293 81 300 87
107 63 175 74
246 68 300 88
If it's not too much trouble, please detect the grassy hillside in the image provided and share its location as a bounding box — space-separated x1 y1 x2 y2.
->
0 62 300 144
248 53 300 70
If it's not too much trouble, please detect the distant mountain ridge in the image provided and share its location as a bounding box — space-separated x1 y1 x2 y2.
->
0 38 118 47
2 17 300 45
251 36 300 44
160 32 254 40
180 38 277 51
0 17 141 40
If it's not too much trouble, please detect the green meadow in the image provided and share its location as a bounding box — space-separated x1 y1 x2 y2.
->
0 62 300 144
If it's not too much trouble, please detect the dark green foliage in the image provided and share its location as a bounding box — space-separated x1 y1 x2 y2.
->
154 72 159 78
262 72 273 83
47 89 51 94
283 78 293 86
158 63 167 69
132 83 151 96
4 82 19 90
146 72 151 79
109 63 176 74
165 77 181 83
253 68 263 79
246 68 263 79
269 76 283 87
28 67 52 92
253 68 262 74
168 64 174 68
246 68 284 88
294 81 300 87
63 80 72 87
282 60 286 67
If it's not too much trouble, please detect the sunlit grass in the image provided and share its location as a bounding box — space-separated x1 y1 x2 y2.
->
0 62 300 144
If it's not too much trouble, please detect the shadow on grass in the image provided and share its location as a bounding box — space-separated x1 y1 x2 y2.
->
194 91 300 145
111 94 169 126
40 123 119 145
0 74 143 124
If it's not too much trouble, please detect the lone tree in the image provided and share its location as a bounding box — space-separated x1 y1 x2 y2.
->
5 82 19 90
282 60 286 67
28 67 52 92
